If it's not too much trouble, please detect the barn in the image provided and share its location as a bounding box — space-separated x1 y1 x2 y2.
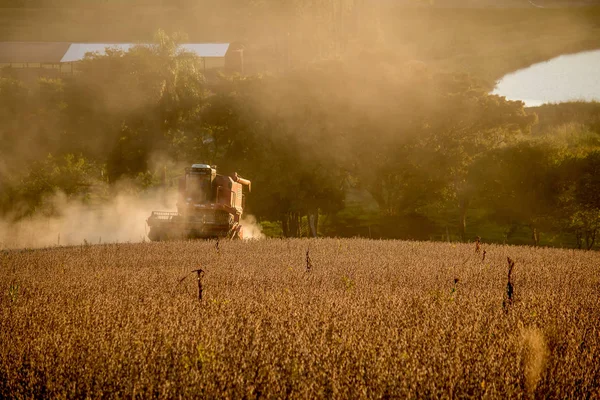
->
0 41 243 79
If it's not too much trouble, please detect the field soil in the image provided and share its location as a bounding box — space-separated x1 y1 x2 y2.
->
1 239 599 398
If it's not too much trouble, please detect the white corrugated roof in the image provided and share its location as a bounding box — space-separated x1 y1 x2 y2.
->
60 43 230 63
60 44 134 62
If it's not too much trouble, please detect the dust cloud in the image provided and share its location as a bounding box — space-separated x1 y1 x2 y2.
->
240 215 265 240
0 189 265 249
1 2 595 248
0 189 177 249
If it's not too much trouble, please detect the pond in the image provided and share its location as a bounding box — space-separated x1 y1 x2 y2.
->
492 49 600 107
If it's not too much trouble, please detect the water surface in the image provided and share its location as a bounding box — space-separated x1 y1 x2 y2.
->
493 50 600 107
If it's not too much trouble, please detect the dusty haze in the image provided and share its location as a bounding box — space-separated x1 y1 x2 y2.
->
0 188 264 248
0 189 175 248
1 2 599 246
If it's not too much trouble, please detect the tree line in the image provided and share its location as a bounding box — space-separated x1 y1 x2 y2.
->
1 32 599 247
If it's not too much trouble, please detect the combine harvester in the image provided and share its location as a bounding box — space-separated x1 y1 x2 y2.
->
146 164 251 241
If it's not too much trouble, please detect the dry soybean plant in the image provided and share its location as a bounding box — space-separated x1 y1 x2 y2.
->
1 239 599 398
305 247 313 273
193 268 205 302
503 256 515 312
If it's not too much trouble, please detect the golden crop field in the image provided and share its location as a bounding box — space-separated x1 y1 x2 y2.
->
1 239 599 398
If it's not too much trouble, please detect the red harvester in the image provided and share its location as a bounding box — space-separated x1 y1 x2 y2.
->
146 164 251 240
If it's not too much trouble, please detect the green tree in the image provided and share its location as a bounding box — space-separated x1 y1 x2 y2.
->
66 30 208 182
12 154 99 219
560 151 600 249
471 141 560 246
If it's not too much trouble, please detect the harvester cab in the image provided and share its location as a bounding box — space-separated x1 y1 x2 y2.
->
146 164 251 241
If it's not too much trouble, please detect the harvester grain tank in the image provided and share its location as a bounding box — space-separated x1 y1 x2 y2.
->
146 164 251 240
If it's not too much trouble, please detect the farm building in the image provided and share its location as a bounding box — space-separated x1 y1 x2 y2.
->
0 41 243 79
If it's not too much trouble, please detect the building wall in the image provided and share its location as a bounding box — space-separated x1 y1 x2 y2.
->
201 57 226 70
2 56 232 80
0 63 72 72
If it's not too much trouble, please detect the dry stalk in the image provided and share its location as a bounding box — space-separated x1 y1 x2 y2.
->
192 268 205 302
174 268 205 302
503 257 515 312
451 278 459 295
306 248 313 273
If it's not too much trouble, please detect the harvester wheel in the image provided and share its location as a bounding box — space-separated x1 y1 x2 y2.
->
148 228 160 241
148 227 167 242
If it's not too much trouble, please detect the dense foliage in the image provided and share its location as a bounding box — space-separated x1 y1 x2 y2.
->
1 31 599 246
1 239 599 397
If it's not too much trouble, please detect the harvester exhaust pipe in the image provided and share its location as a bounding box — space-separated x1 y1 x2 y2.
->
231 172 251 192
